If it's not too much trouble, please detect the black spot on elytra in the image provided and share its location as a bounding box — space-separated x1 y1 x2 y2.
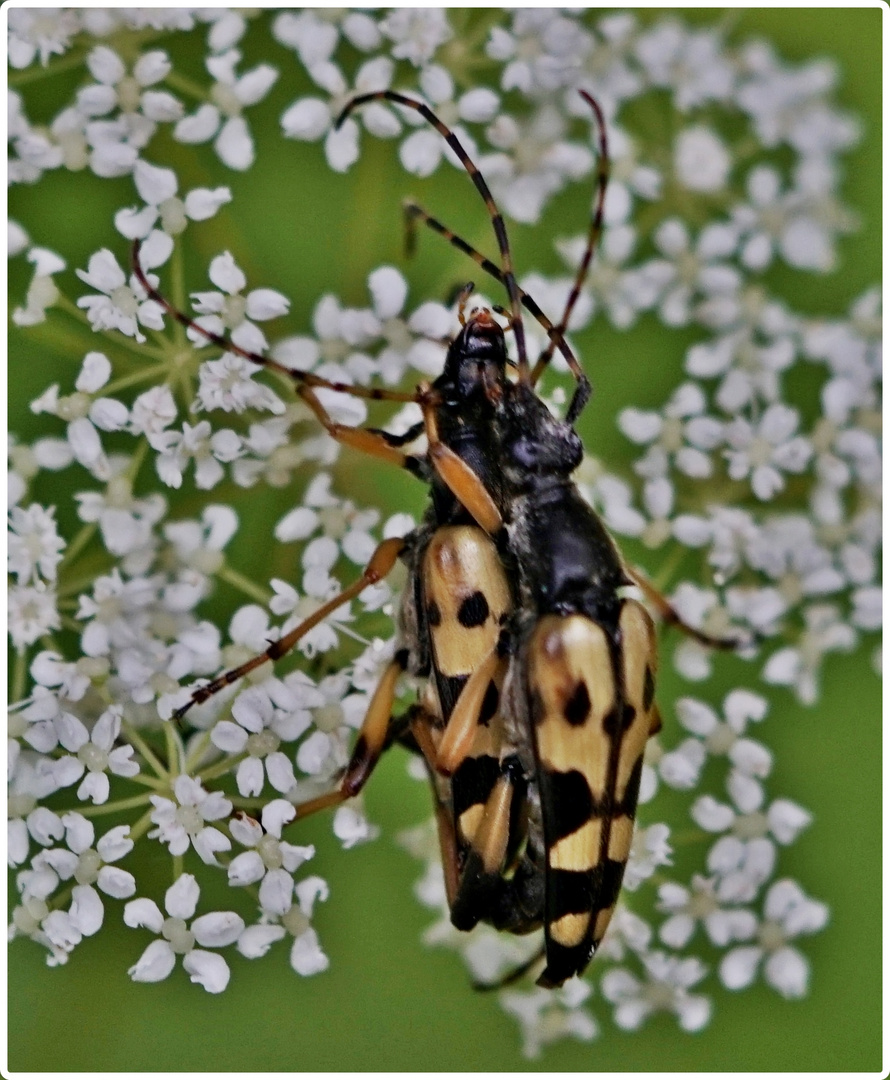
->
619 754 644 813
426 600 441 627
603 701 639 737
538 769 593 840
563 681 591 726
478 680 499 725
643 666 656 711
458 590 489 628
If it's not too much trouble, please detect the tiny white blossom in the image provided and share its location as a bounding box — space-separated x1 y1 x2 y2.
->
658 875 758 949
500 980 598 1059
77 45 183 155
174 49 278 170
674 125 731 192
724 403 812 500
762 603 856 704
398 65 499 178
719 879 829 998
379 8 453 67
640 218 741 327
238 874 330 977
125 872 244 992
601 950 712 1031
8 504 66 585
675 691 771 778
76 244 167 344
623 822 672 890
280 56 397 173
620 381 724 481
52 704 139 804
148 775 232 865
228 804 315 915
12 245 66 326
634 20 735 110
116 159 231 240
694 782 812 903
9 583 61 649
487 10 592 95
8 8 80 69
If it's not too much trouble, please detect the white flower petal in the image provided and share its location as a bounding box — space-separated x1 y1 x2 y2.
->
192 910 245 948
216 116 254 171
97 865 136 899
290 927 329 976
258 867 294 915
237 923 286 958
764 946 809 998
183 948 231 993
123 897 164 933
367 266 408 320
719 945 762 990
281 97 331 140
128 939 176 983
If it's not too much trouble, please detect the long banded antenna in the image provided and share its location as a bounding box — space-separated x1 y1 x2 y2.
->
337 91 531 382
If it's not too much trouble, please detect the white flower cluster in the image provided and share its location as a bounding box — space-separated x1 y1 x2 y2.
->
8 8 877 1058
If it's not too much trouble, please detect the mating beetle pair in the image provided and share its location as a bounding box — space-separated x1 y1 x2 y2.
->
137 90 736 989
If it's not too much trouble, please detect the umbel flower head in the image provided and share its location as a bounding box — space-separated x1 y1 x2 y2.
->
8 7 878 1066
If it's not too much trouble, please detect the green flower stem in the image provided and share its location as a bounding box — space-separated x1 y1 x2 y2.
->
197 751 248 784
228 795 272 811
12 650 28 704
54 295 168 361
101 362 172 396
671 828 711 846
63 792 154 818
57 579 102 602
219 563 273 605
127 807 156 843
184 729 215 774
121 721 170 781
169 244 188 338
164 719 185 776
163 68 213 103
8 50 90 86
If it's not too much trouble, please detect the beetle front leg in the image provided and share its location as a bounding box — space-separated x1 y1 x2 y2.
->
173 536 406 720
418 385 504 535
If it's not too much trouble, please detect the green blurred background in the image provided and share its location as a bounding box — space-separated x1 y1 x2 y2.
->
8 8 881 1071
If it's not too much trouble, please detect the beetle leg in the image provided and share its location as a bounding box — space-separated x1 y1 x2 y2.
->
292 652 410 819
173 536 405 720
418 387 504 534
435 650 506 777
624 565 748 650
298 386 425 474
472 946 547 993
450 763 518 931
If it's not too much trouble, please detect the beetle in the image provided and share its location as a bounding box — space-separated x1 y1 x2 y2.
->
135 88 737 988
337 90 742 988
